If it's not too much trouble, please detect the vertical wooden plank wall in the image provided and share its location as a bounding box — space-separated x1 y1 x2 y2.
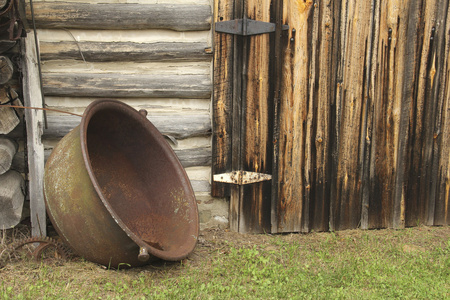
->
273 0 450 231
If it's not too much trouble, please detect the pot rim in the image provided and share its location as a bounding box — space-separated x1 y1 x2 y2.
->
79 99 199 262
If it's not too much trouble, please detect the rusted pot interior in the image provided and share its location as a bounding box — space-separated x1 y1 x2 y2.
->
81 101 198 261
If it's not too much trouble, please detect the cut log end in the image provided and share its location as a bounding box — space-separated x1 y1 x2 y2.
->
0 170 25 229
0 136 18 175
0 87 23 134
0 56 14 85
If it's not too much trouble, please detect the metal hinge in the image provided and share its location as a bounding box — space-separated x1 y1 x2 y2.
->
215 18 289 36
214 171 272 185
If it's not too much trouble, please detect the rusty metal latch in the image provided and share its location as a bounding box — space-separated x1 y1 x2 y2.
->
215 18 289 36
214 171 272 185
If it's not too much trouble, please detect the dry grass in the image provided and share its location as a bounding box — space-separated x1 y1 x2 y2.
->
1 224 449 299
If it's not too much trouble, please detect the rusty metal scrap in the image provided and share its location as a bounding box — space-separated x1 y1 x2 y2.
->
0 236 71 267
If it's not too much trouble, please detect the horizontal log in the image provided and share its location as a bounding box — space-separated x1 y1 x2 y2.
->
26 2 211 31
0 170 25 229
12 145 212 175
39 41 213 62
42 114 211 139
42 73 212 99
173 147 211 168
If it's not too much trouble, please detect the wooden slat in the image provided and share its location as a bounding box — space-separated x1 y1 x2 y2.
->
211 0 234 198
364 1 406 229
391 1 424 229
329 1 373 231
432 2 450 226
269 0 283 233
39 41 212 62
228 0 244 233
42 73 211 99
275 0 334 233
401 0 441 227
239 0 273 233
26 2 211 31
21 35 46 237
277 0 305 232
42 114 211 140
307 1 334 232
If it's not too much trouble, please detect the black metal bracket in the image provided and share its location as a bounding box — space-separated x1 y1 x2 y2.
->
215 18 289 36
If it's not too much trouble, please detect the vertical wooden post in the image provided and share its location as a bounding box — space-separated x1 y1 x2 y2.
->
21 34 46 237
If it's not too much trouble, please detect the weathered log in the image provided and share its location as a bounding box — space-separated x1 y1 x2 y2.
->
44 145 210 168
39 41 212 62
173 147 211 168
42 73 212 99
25 2 211 31
0 136 17 175
11 145 212 180
42 114 211 140
0 170 25 229
0 56 13 84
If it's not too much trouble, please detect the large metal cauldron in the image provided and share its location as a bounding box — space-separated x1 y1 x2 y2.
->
44 99 199 268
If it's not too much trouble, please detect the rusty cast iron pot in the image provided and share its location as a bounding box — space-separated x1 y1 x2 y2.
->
44 99 199 268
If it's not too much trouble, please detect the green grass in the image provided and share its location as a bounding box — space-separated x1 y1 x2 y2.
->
1 226 449 299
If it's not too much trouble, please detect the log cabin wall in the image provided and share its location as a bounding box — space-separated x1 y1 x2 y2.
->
24 0 229 229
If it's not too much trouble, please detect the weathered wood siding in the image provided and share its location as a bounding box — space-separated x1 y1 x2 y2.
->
213 0 450 232
27 0 214 200
275 0 450 231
